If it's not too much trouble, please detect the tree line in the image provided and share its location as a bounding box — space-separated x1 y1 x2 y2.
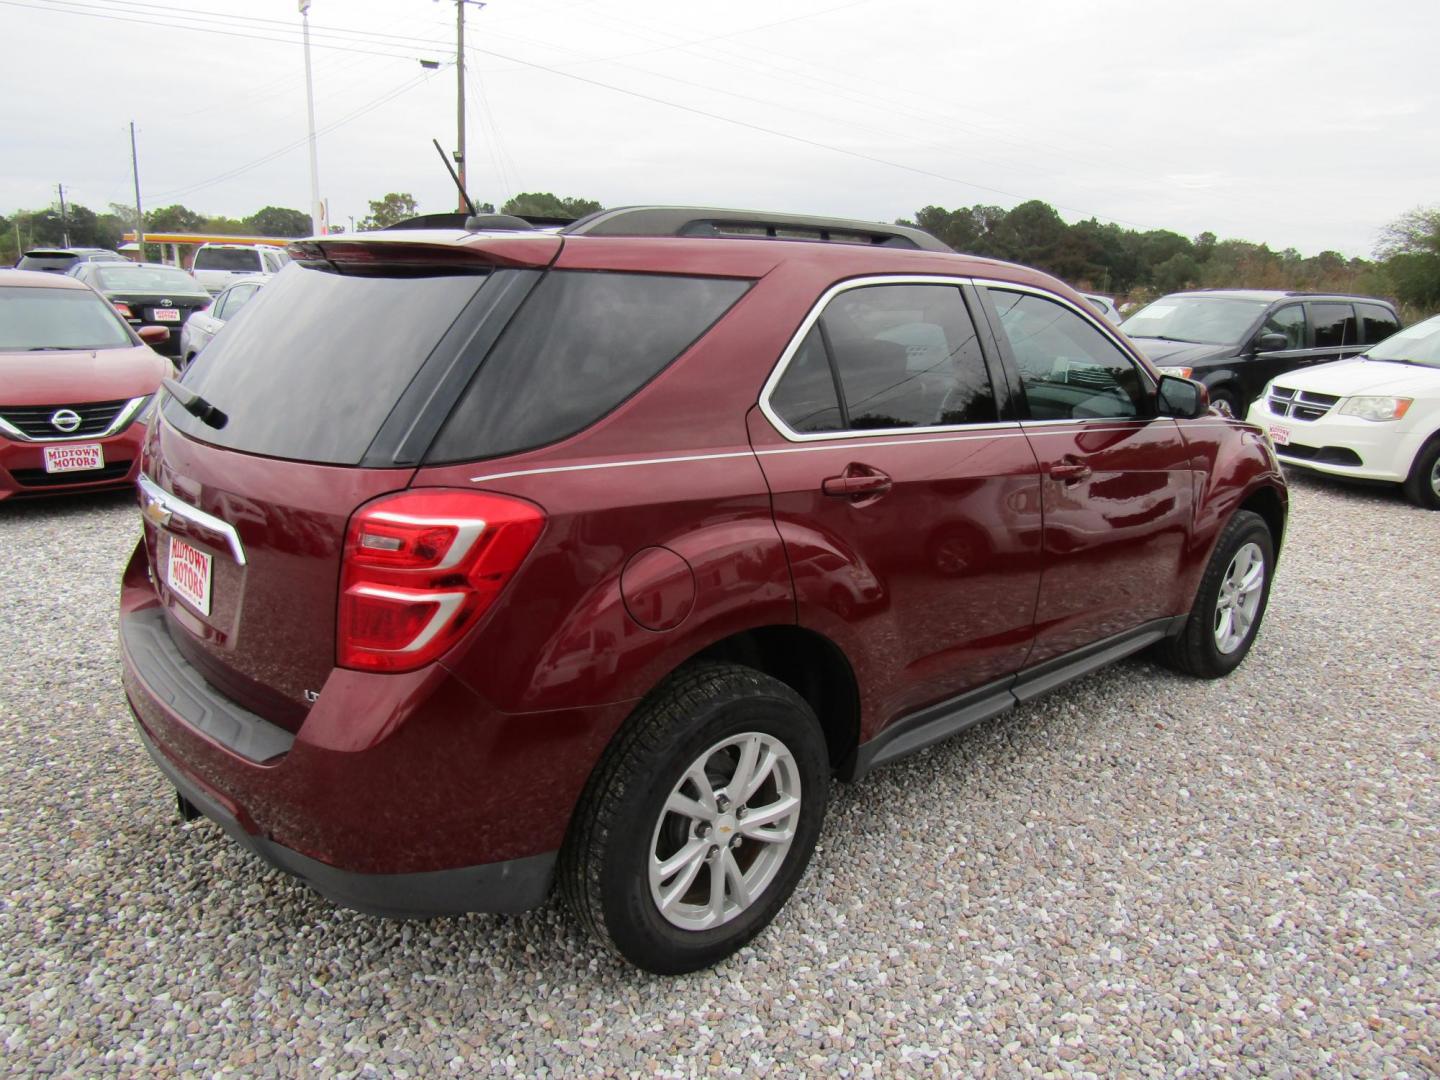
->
7 190 1436 319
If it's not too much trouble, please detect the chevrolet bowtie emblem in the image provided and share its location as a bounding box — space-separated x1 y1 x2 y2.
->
143 496 172 527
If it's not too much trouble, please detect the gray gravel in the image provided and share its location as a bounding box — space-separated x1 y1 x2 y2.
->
1 473 1437 1077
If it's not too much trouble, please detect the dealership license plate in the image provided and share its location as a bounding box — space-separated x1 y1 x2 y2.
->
42 443 104 473
167 537 213 615
152 308 181 322
1269 425 1290 446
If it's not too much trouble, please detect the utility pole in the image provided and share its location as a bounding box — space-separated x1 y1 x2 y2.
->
300 0 324 235
452 1 485 214
57 183 70 247
130 122 145 263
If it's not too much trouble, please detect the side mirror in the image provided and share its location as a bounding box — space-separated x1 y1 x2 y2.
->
138 325 171 346
1253 332 1289 353
1156 374 1209 420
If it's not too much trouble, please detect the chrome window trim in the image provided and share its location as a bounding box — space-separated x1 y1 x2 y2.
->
138 473 247 566
0 395 149 443
758 273 1157 444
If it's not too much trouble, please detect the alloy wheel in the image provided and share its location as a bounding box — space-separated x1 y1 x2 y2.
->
648 732 802 931
1213 541 1265 654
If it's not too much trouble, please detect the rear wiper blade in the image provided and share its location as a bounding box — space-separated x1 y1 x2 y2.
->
161 377 228 429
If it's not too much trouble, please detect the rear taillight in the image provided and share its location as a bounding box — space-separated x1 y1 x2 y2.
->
338 489 545 672
113 301 133 318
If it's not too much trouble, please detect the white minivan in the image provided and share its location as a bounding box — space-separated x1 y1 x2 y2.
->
191 244 290 295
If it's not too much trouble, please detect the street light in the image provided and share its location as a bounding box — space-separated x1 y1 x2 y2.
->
300 1 324 235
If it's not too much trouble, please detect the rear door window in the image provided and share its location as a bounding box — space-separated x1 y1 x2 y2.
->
1357 303 1399 345
427 271 750 462
769 283 996 433
195 248 262 273
165 264 489 464
1310 302 1357 348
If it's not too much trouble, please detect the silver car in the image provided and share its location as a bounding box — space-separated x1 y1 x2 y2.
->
179 276 268 366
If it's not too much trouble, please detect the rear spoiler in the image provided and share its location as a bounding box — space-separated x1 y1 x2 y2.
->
287 235 560 275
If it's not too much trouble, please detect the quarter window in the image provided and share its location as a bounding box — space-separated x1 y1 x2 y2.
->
987 289 1149 420
1260 304 1306 349
768 283 997 434
1357 303 1399 345
1310 303 1356 349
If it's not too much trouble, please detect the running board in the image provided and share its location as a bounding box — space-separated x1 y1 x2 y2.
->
847 616 1184 779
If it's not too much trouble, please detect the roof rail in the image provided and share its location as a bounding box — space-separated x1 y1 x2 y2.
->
562 206 952 253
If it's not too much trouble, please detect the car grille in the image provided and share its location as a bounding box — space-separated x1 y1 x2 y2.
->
0 400 131 440
9 461 134 488
1268 385 1340 422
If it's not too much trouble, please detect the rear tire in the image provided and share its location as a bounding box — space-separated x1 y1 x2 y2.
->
1402 437 1440 510
560 662 829 975
1157 509 1274 678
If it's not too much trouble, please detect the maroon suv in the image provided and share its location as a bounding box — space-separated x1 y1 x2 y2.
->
120 207 1287 973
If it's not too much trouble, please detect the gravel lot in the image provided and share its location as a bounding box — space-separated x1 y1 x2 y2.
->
1 471 1436 1077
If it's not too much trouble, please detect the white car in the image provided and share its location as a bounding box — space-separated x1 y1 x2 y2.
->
1246 314 1440 509
179 276 268 367
1080 292 1123 325
191 243 289 295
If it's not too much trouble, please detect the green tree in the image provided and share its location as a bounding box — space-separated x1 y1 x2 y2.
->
1376 205 1440 311
146 204 206 232
500 192 601 220
244 206 311 237
357 192 419 230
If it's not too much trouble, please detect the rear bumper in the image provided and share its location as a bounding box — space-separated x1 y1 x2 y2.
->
133 720 555 916
0 425 144 500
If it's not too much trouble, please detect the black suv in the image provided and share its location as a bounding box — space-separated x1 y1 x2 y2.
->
1120 290 1400 417
15 247 127 274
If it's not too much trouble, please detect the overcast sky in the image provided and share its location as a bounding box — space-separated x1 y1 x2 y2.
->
3 0 1435 257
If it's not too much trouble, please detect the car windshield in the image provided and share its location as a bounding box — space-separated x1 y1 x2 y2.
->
194 248 263 272
1120 296 1268 345
94 265 207 294
0 285 135 350
1365 315 1440 369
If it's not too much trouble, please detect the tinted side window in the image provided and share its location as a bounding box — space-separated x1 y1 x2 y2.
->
824 284 995 429
429 271 750 461
1261 304 1306 349
1310 303 1356 348
1358 303 1399 345
769 325 844 433
988 289 1148 421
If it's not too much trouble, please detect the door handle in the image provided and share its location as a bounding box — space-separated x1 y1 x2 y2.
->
822 466 892 498
1048 460 1092 483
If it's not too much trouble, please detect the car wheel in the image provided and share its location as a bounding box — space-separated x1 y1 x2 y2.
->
1209 389 1240 419
1156 509 1274 679
1402 437 1440 511
560 662 829 974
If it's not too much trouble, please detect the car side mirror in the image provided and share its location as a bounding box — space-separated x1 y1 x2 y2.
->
138 325 171 346
1253 332 1289 353
1156 374 1209 420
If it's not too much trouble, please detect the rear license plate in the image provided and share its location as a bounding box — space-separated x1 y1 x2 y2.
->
43 443 104 473
167 537 213 616
1269 425 1290 446
153 308 181 322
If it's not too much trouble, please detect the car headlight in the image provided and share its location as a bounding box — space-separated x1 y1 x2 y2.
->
1156 366 1193 378
1339 396 1413 422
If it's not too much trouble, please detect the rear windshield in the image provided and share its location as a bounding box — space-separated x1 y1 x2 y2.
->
94 265 208 295
163 263 487 464
0 285 134 350
17 253 77 273
194 248 263 272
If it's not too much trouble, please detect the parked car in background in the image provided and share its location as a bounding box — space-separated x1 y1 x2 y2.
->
16 247 127 273
0 269 168 499
1120 290 1400 417
1247 313 1440 509
191 243 291 295
69 262 211 357
120 207 1287 975
1080 291 1122 325
179 276 269 366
